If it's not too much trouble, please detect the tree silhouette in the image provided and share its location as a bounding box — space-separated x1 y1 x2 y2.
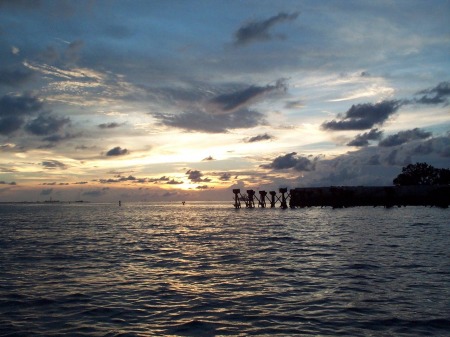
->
393 162 450 186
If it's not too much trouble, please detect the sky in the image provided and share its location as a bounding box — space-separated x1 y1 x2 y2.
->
1 0 449 202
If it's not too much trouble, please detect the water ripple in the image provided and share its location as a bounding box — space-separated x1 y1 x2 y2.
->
0 203 449 336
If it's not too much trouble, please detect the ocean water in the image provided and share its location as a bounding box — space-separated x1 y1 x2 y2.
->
0 202 449 337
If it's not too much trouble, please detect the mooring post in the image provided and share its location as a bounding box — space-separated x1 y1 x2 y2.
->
247 189 255 208
279 188 288 209
233 189 241 209
269 191 277 208
258 191 267 208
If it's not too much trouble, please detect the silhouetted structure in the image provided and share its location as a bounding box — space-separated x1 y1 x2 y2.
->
233 185 450 209
290 186 450 208
233 188 290 209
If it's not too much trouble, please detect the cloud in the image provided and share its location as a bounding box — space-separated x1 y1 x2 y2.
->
147 176 170 183
82 188 110 197
25 114 70 135
411 140 433 155
42 160 68 170
0 166 17 172
166 179 183 185
186 169 211 183
42 182 68 186
0 181 16 185
0 143 16 151
0 116 23 135
42 132 80 143
379 128 432 147
64 40 84 65
40 188 53 196
219 172 232 181
284 100 304 109
106 146 129 156
347 128 383 147
245 133 274 143
0 68 34 87
234 12 300 46
261 152 316 171
202 156 214 161
321 100 401 131
98 122 122 129
415 81 450 105
98 175 136 183
295 134 450 187
153 108 266 133
208 80 286 114
0 94 43 135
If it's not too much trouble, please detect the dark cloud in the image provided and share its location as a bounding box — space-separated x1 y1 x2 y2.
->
0 94 43 135
261 152 316 171
209 80 286 114
148 176 170 183
99 175 136 183
202 156 214 161
42 160 67 170
98 122 122 129
0 116 23 135
412 140 433 155
25 114 70 135
347 128 383 147
166 179 183 185
0 68 34 87
106 146 129 156
0 181 16 185
321 100 401 131
384 149 409 166
234 12 300 46
245 133 274 143
196 185 209 190
379 128 432 147
415 81 450 105
127 175 181 184
367 155 380 165
219 172 232 181
42 132 80 143
186 169 211 183
42 182 68 186
153 108 266 133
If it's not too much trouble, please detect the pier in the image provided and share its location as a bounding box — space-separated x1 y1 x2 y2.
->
233 185 450 209
233 188 290 209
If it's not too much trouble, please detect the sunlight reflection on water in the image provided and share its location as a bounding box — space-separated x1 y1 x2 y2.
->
1 202 449 336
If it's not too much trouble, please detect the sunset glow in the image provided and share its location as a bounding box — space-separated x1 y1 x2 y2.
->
1 0 449 202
